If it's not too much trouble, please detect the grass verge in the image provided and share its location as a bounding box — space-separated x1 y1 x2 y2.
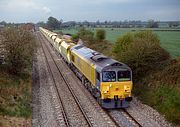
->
0 64 32 126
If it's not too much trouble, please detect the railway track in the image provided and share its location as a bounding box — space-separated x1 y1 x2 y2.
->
38 30 144 127
36 32 70 127
37 32 93 127
122 109 142 127
108 109 143 127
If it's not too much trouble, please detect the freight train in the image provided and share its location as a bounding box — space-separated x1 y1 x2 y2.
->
39 27 133 108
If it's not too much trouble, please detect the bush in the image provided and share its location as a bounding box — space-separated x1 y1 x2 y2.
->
113 33 134 54
138 82 180 125
136 60 180 125
77 27 94 44
147 58 180 85
96 29 106 41
72 34 79 42
77 27 112 56
113 31 170 80
1 27 36 75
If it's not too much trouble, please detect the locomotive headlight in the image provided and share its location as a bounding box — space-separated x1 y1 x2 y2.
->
124 86 130 93
103 90 109 93
102 85 110 94
103 91 107 93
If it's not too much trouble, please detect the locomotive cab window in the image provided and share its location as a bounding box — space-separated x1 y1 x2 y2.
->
102 71 116 82
118 70 131 81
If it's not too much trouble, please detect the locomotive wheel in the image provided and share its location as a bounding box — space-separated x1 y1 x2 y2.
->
81 76 85 85
84 82 88 89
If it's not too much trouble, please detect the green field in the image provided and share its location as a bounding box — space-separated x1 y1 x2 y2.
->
55 28 180 57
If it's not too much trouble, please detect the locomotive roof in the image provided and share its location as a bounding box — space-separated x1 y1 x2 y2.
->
71 44 130 72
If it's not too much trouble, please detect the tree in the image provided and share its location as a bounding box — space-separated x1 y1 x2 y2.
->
1 27 36 75
96 29 106 41
113 33 134 54
77 27 94 43
147 19 159 28
72 34 79 42
113 31 170 80
47 16 62 30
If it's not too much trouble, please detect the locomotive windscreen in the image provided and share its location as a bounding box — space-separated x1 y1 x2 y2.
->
102 71 116 82
118 71 131 81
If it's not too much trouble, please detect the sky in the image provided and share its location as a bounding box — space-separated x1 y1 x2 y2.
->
0 0 180 23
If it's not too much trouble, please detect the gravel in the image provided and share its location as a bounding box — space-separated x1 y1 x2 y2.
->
108 110 138 127
32 33 63 127
109 96 174 127
126 97 173 127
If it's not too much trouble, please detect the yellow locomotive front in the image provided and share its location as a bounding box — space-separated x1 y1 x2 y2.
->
98 67 132 108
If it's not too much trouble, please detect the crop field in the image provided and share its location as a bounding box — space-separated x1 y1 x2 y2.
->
55 28 180 58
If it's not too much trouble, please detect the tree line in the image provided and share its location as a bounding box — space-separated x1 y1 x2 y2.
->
1 17 179 30
36 17 180 30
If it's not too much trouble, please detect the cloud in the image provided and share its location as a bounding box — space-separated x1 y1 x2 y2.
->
89 0 139 4
145 9 180 21
0 0 179 22
0 0 51 14
3 0 36 10
65 0 139 3
42 6 51 14
54 0 141 6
